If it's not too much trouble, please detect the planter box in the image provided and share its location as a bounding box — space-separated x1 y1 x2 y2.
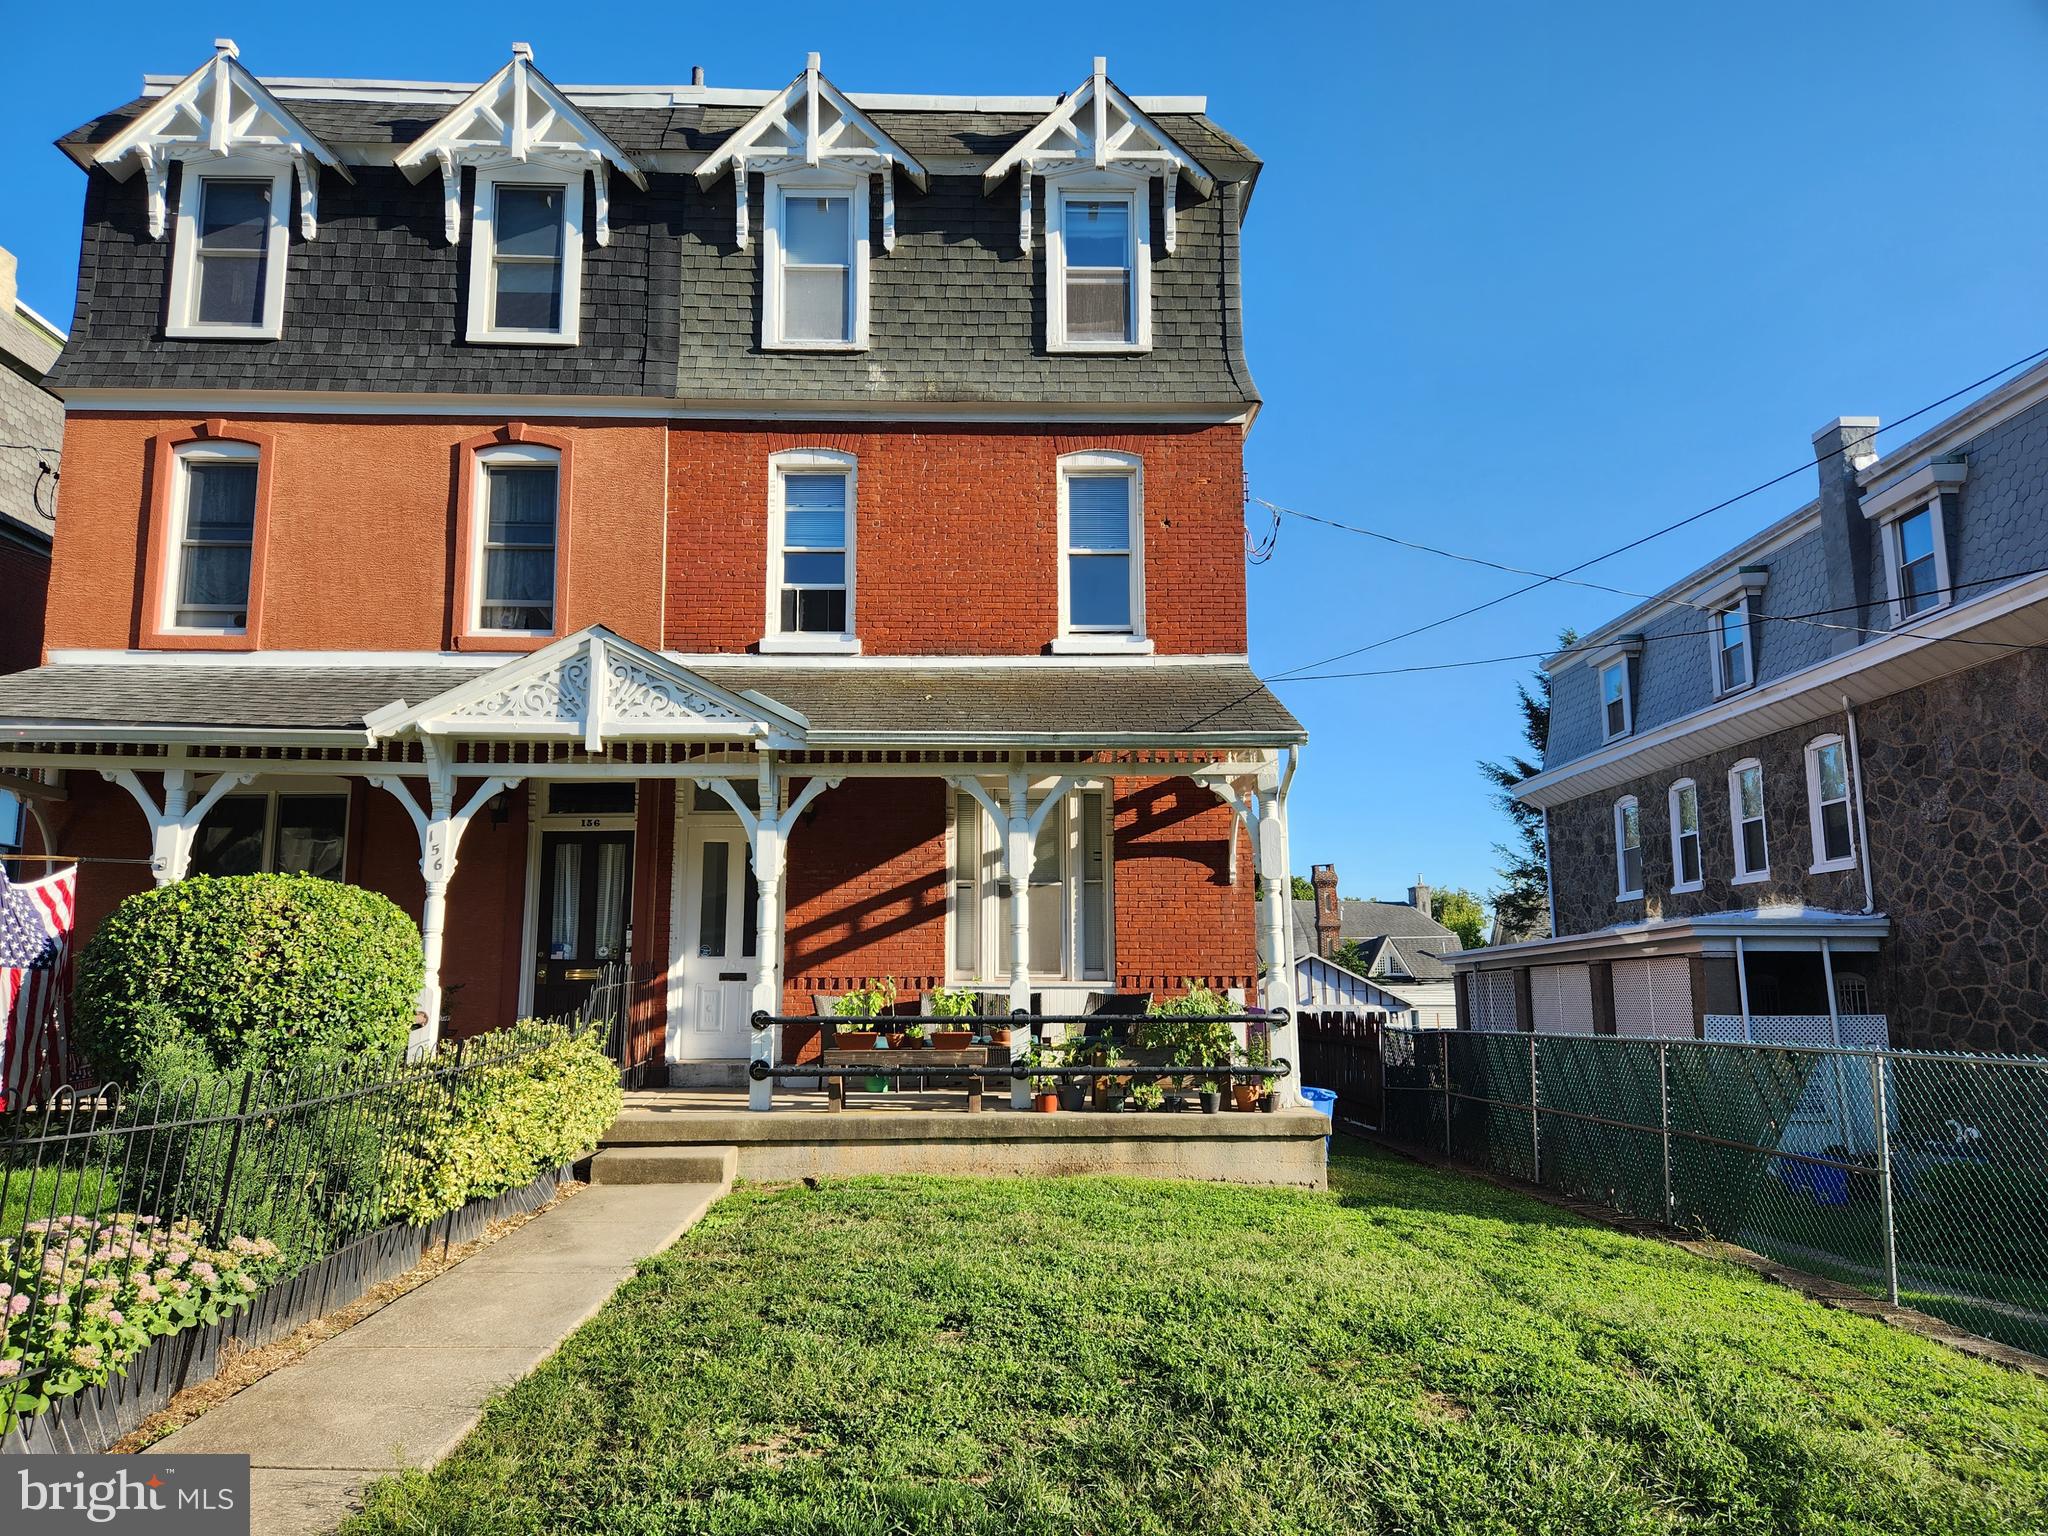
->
2 1164 571 1456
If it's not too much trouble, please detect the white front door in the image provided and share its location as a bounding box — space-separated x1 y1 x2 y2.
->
667 806 759 1063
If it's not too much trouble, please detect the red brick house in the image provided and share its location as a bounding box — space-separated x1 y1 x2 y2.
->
0 44 1303 1100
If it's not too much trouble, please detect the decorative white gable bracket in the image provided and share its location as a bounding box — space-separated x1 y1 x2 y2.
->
94 39 353 239
363 626 808 753
393 44 646 246
694 53 929 252
102 766 256 885
983 58 1214 255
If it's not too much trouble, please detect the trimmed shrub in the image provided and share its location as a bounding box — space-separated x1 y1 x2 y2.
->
381 1023 622 1227
75 875 422 1083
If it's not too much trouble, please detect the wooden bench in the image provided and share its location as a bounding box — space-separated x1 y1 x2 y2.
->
821 1047 992 1111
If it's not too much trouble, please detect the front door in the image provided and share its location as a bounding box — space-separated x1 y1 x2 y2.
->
669 812 760 1062
534 830 633 1019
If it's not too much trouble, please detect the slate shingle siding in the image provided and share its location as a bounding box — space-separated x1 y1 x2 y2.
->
49 101 1257 407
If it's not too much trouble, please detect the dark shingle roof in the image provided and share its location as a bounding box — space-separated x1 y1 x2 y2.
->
0 660 1302 743
1290 898 1462 974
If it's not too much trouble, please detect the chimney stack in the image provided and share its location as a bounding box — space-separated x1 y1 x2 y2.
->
1409 875 1432 918
1311 864 1341 959
1813 416 1880 655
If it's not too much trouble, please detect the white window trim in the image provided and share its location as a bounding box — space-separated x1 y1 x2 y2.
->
1804 733 1857 874
1711 595 1756 697
1599 657 1632 742
163 439 261 636
166 159 293 341
946 785 1115 985
465 166 583 347
1667 778 1703 894
1045 172 1152 355
760 448 860 654
469 442 562 638
1053 450 1152 654
1876 496 1954 629
1613 795 1643 902
1729 758 1770 884
761 170 870 353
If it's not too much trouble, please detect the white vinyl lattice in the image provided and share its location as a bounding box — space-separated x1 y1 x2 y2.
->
1530 964 1595 1034
1703 1014 1890 1049
1611 957 1693 1038
1470 971 1518 1032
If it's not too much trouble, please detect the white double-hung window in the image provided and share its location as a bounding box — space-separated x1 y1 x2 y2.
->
1730 759 1769 883
1613 796 1643 900
1047 179 1150 351
1055 452 1149 653
471 445 561 635
467 171 581 345
1714 601 1752 693
764 175 868 349
1862 462 1965 628
1805 735 1856 871
1668 779 1702 892
763 450 857 653
950 787 1111 983
167 163 292 339
167 441 260 633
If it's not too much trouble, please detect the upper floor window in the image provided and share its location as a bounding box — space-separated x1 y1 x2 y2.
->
167 442 260 633
951 786 1111 982
1805 735 1856 871
1600 658 1631 741
472 446 560 634
764 176 869 350
168 164 291 340
1047 180 1150 352
1668 779 1702 892
1729 759 1769 882
1885 502 1950 623
1054 453 1149 652
1714 599 1753 694
1613 796 1643 900
763 450 857 653
467 171 582 346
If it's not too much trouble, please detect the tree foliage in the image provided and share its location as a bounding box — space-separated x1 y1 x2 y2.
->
1291 874 1316 902
1429 887 1488 950
1479 631 1574 942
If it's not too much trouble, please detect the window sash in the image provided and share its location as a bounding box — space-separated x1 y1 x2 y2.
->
477 462 559 632
489 186 568 334
192 792 346 879
1616 802 1642 896
194 178 272 328
1811 743 1853 863
1058 196 1136 345
1601 661 1628 737
173 459 258 630
1718 605 1750 690
1734 766 1768 875
1064 471 1137 633
776 470 851 634
953 789 1110 982
1672 784 1702 886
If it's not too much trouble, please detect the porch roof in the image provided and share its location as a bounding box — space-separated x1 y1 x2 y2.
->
0 653 1304 749
1446 905 1892 971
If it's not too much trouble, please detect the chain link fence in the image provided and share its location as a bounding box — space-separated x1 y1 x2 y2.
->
1373 1026 2048 1360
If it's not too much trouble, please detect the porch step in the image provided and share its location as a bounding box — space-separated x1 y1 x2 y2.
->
588 1144 739 1190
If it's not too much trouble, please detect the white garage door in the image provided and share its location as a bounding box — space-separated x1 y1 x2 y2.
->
1611 957 1694 1038
1530 964 1595 1034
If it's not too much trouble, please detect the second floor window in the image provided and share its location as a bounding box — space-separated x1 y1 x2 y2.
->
1613 796 1642 900
169 166 290 339
1600 658 1631 741
1048 182 1149 351
169 445 259 632
1730 760 1769 881
766 178 868 350
474 449 560 634
468 172 581 346
1056 453 1147 650
1669 779 1702 891
764 451 857 650
1715 600 1752 693
1806 736 1855 869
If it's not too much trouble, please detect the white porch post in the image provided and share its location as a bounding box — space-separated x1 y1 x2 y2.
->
1258 751 1301 1106
103 766 255 885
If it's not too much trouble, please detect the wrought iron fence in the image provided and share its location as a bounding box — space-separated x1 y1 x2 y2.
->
1365 1026 2048 1361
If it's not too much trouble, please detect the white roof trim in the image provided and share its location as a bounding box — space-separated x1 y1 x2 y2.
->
693 53 929 252
1689 563 1769 610
94 40 353 240
1449 906 1890 970
393 44 646 246
363 626 808 750
982 57 1214 255
1861 459 1968 521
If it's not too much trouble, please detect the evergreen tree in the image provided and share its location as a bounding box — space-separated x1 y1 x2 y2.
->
1479 631 1574 940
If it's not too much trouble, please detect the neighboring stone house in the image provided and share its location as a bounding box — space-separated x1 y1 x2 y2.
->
0 43 1306 1095
1450 361 2048 1054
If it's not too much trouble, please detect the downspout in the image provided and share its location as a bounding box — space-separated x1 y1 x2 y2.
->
1842 694 1876 915
1541 806 1557 937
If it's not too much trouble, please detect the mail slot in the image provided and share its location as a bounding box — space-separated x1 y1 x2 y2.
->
719 971 747 982
561 967 600 982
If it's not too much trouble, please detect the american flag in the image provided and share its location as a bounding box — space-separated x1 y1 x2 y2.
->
0 865 77 1108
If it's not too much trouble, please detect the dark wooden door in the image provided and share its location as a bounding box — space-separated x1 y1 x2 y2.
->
534 830 633 1019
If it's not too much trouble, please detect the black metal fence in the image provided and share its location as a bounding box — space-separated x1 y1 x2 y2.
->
1345 1024 2048 1362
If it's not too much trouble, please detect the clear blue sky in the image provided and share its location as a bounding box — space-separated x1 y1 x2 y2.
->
7 1 2048 912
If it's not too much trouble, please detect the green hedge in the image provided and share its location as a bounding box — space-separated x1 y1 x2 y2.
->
75 874 423 1082
381 1023 623 1227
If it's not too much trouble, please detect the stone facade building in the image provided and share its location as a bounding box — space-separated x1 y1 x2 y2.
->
1450 360 2048 1054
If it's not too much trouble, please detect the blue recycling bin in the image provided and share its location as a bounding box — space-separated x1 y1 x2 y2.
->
1299 1085 1338 1147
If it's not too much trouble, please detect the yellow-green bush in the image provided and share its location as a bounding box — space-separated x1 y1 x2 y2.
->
382 1023 622 1226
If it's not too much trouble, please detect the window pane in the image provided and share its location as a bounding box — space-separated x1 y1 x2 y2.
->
1065 271 1129 342
1063 200 1129 268
784 196 850 265
1738 767 1763 821
191 796 266 877
178 544 252 611
548 782 636 817
954 795 981 975
1897 508 1934 567
493 187 564 259
782 475 847 546
494 259 563 332
1742 820 1767 873
1068 553 1131 629
1621 844 1642 894
0 790 20 852
783 552 846 586
1606 697 1627 736
549 841 582 957
199 180 270 251
1815 744 1847 803
1822 801 1853 862
783 587 847 634
1080 792 1107 977
697 840 729 958
487 466 558 539
1067 477 1130 550
1679 832 1701 885
1720 608 1749 688
1620 803 1640 850
484 549 554 603
1902 556 1939 614
783 266 848 341
196 251 266 327
186 462 257 534
691 781 759 815
273 795 346 880
593 840 627 961
1676 785 1699 837
741 857 759 960
1028 882 1063 975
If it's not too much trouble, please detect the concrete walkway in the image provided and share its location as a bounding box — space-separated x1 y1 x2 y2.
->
155 1175 731 1535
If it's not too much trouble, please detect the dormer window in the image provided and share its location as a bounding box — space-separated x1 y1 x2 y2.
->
1862 461 1964 628
1715 601 1751 693
1047 180 1150 352
1693 567 1766 697
467 170 581 345
765 176 868 350
168 164 292 339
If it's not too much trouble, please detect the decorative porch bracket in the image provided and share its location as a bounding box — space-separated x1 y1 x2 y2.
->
372 747 522 1054
700 753 842 1110
952 768 1080 1108
101 767 256 886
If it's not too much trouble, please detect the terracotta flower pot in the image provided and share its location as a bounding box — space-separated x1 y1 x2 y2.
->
1231 1084 1261 1112
932 1030 972 1051
990 1027 1013 1048
1033 1091 1059 1113
883 1033 908 1050
839 1030 881 1051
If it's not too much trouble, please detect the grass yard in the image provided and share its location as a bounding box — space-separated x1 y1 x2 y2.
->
344 1138 2048 1535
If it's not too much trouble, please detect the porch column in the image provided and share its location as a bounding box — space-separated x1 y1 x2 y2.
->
1257 751 1302 1106
102 766 255 885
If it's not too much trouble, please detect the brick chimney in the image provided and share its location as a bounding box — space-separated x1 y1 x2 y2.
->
1311 864 1340 959
1813 416 1880 655
1409 874 1432 919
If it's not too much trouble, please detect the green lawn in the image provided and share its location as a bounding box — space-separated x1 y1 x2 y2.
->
344 1138 2048 1535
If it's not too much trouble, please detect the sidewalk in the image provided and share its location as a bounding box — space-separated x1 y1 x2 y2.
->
154 1178 729 1535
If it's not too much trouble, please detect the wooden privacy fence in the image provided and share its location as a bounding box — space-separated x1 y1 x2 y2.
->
1298 1010 1392 1129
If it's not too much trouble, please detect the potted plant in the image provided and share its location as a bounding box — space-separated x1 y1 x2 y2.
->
1140 985 1237 1118
832 978 897 1056
902 1020 929 1047
1233 1031 1270 1111
1129 1080 1164 1113
1027 1042 1060 1113
928 986 976 1050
